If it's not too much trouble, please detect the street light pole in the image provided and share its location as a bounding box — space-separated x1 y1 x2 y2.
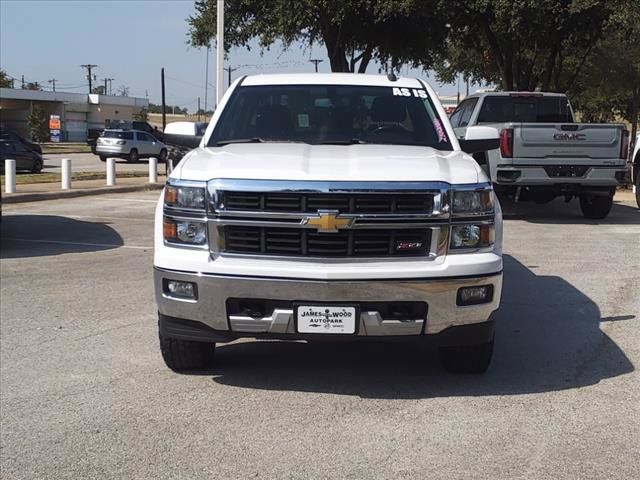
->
216 0 224 107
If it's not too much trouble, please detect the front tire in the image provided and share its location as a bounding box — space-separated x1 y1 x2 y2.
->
128 149 139 163
31 159 43 173
159 333 216 372
579 193 613 219
158 148 167 163
99 155 107 162
438 336 494 374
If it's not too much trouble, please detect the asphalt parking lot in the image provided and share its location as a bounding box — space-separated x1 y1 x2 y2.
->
1 191 639 479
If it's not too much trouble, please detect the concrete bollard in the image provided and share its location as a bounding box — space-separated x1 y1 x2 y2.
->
148 157 158 183
106 157 116 186
61 158 71 190
4 159 16 194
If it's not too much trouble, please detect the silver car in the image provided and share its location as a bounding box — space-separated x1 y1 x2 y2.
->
96 129 167 163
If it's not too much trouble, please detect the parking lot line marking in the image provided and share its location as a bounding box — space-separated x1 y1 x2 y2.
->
1 237 152 250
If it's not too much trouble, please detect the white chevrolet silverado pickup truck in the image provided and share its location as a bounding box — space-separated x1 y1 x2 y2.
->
451 92 629 219
154 73 504 374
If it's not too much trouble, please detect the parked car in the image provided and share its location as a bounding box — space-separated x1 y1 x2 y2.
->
0 128 42 154
163 121 206 166
95 129 167 163
450 92 628 219
88 121 163 154
154 73 503 374
0 139 43 173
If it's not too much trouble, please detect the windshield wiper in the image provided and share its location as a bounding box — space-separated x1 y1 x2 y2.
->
316 138 367 145
216 137 265 146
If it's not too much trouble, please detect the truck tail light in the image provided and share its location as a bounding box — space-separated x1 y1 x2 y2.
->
620 130 629 159
500 128 513 158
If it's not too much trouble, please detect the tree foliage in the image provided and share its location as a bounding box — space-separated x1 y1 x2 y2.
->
570 2 640 157
27 105 49 143
0 69 13 88
188 0 451 73
148 103 188 115
433 0 617 92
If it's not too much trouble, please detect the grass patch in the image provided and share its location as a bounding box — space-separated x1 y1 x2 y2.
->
1 171 162 185
40 143 92 155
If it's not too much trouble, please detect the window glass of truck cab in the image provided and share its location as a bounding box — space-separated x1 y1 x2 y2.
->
477 95 573 123
209 84 452 150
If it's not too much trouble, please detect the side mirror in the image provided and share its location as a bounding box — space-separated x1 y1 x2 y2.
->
459 126 500 154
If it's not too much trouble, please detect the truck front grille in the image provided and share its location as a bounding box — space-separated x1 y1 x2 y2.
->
209 180 450 259
222 191 434 214
223 226 432 257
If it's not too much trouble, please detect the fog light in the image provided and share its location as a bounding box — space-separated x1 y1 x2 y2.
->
164 279 198 300
457 285 493 306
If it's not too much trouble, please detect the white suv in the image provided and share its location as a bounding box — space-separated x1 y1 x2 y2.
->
96 129 167 163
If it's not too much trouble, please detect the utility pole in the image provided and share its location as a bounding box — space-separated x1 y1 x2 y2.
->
204 46 209 114
466 78 469 97
216 0 224 106
106 78 114 95
21 75 24 89
309 59 323 72
161 68 166 131
197 97 201 121
225 66 238 87
48 79 57 92
81 64 98 93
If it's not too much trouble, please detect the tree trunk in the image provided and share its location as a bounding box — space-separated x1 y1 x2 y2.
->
320 20 349 72
357 46 373 73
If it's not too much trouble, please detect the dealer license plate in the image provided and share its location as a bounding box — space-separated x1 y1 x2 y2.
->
296 305 357 334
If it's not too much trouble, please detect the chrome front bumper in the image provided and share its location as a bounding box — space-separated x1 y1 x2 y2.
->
154 267 502 337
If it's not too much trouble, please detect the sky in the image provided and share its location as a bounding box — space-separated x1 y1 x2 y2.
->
0 0 462 112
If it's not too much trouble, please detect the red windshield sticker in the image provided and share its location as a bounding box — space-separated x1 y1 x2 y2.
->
433 118 448 143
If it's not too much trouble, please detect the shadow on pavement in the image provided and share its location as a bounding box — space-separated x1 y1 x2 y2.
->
206 255 634 398
501 195 640 225
0 215 123 258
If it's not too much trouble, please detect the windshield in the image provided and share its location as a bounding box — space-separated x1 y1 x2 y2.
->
209 84 452 149
477 95 573 123
101 131 134 139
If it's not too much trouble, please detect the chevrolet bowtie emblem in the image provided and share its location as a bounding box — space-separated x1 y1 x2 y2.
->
302 211 354 233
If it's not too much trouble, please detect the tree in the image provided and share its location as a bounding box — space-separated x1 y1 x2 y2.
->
26 105 49 143
117 84 130 97
133 108 149 121
92 85 106 95
148 103 188 114
571 3 640 158
187 0 452 73
433 0 616 92
0 69 13 88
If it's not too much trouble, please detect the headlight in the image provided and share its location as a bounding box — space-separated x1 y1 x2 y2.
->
165 185 206 210
452 189 493 216
163 217 207 245
450 224 495 250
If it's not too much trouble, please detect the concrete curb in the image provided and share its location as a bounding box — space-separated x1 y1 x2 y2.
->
2 183 164 204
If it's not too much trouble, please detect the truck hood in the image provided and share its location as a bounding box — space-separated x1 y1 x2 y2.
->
172 144 483 184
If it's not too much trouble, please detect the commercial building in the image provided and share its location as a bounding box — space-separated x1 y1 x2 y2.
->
0 88 148 142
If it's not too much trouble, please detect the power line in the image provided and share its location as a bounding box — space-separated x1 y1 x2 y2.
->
80 64 98 93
